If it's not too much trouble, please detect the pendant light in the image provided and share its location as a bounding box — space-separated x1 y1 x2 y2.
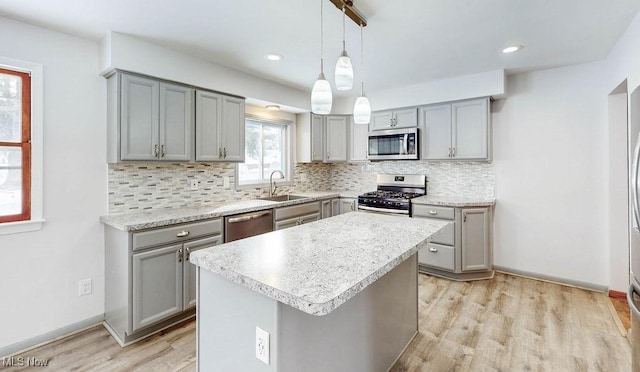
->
353 23 371 124
311 0 332 114
335 6 354 91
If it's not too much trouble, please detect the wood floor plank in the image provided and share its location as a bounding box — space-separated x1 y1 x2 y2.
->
4 273 631 372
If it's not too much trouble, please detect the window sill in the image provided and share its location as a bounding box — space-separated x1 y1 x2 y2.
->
0 219 45 236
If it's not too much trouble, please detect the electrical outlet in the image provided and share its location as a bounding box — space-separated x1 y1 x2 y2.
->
223 176 230 189
255 326 270 365
190 179 198 191
300 173 308 182
78 278 92 296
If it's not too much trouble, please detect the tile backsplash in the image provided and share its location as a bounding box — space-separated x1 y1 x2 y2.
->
108 161 494 214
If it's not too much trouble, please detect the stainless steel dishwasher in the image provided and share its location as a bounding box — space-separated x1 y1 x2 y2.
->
224 209 273 242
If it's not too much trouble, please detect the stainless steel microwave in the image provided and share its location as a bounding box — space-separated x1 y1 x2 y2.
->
368 127 419 160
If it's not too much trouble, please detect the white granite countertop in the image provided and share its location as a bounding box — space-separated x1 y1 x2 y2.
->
101 190 357 231
412 195 496 207
190 212 450 316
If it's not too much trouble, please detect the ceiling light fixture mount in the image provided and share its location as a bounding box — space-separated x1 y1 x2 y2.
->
328 0 367 27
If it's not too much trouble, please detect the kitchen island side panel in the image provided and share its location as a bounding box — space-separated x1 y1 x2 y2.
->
197 254 418 371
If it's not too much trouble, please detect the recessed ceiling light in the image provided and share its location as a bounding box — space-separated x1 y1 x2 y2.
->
502 45 523 54
266 105 280 111
265 54 283 61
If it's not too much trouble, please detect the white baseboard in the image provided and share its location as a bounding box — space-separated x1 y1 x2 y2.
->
0 314 105 358
494 265 608 293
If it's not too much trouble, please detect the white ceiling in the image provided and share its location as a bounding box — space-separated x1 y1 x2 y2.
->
0 0 638 98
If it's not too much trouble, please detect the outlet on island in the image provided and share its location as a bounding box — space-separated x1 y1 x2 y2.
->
255 326 269 365
190 179 198 191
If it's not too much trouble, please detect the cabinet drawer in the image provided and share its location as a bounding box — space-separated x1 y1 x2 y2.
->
413 216 455 245
275 202 320 221
418 243 455 271
412 204 454 220
132 219 223 252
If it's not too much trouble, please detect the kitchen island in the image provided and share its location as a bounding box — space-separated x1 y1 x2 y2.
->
190 212 450 371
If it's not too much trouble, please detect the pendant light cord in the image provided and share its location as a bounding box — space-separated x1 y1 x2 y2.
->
320 0 324 73
360 23 365 95
342 7 346 51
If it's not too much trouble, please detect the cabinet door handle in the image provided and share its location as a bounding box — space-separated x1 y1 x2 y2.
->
327 152 330 159
448 148 452 158
185 247 190 261
178 248 183 262
429 246 438 252
154 144 159 157
218 148 222 159
463 212 467 222
223 147 227 158
176 230 190 238
351 202 355 211
161 144 166 158
452 147 456 157
428 210 438 215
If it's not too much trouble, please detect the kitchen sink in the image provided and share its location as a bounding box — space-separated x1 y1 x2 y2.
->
258 194 309 202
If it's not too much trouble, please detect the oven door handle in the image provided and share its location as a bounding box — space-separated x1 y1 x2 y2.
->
358 205 410 215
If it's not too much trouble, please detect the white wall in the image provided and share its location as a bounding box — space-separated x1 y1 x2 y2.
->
0 17 107 349
102 32 310 112
492 61 609 288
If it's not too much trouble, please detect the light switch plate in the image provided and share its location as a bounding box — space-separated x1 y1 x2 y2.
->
223 176 230 189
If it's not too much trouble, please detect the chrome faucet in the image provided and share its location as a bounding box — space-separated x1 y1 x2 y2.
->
269 170 285 197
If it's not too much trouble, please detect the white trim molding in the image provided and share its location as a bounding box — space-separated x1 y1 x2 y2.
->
0 56 45 236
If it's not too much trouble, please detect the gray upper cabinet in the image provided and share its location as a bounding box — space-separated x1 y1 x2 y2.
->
325 115 348 162
296 113 349 163
349 117 368 162
107 71 245 163
420 104 451 160
160 83 194 161
195 91 245 162
118 74 193 162
311 114 324 161
370 107 418 131
195 91 222 161
452 99 488 160
120 74 160 161
461 208 490 272
420 97 490 161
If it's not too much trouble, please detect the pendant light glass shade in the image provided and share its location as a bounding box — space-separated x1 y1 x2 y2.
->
311 0 332 114
353 95 371 124
335 52 354 90
335 8 354 91
311 72 333 114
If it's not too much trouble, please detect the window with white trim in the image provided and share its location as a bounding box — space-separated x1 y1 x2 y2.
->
0 67 31 223
237 117 292 187
0 57 43 235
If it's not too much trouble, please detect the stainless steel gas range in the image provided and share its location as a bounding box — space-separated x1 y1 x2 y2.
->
357 174 427 216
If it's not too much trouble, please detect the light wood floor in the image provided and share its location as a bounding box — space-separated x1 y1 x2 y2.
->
4 273 631 372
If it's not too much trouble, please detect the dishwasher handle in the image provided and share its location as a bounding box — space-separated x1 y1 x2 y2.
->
628 284 640 320
227 211 272 224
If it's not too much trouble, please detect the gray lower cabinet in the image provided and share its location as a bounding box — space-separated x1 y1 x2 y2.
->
274 202 320 230
412 204 493 280
340 197 358 214
321 198 340 219
105 218 223 345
